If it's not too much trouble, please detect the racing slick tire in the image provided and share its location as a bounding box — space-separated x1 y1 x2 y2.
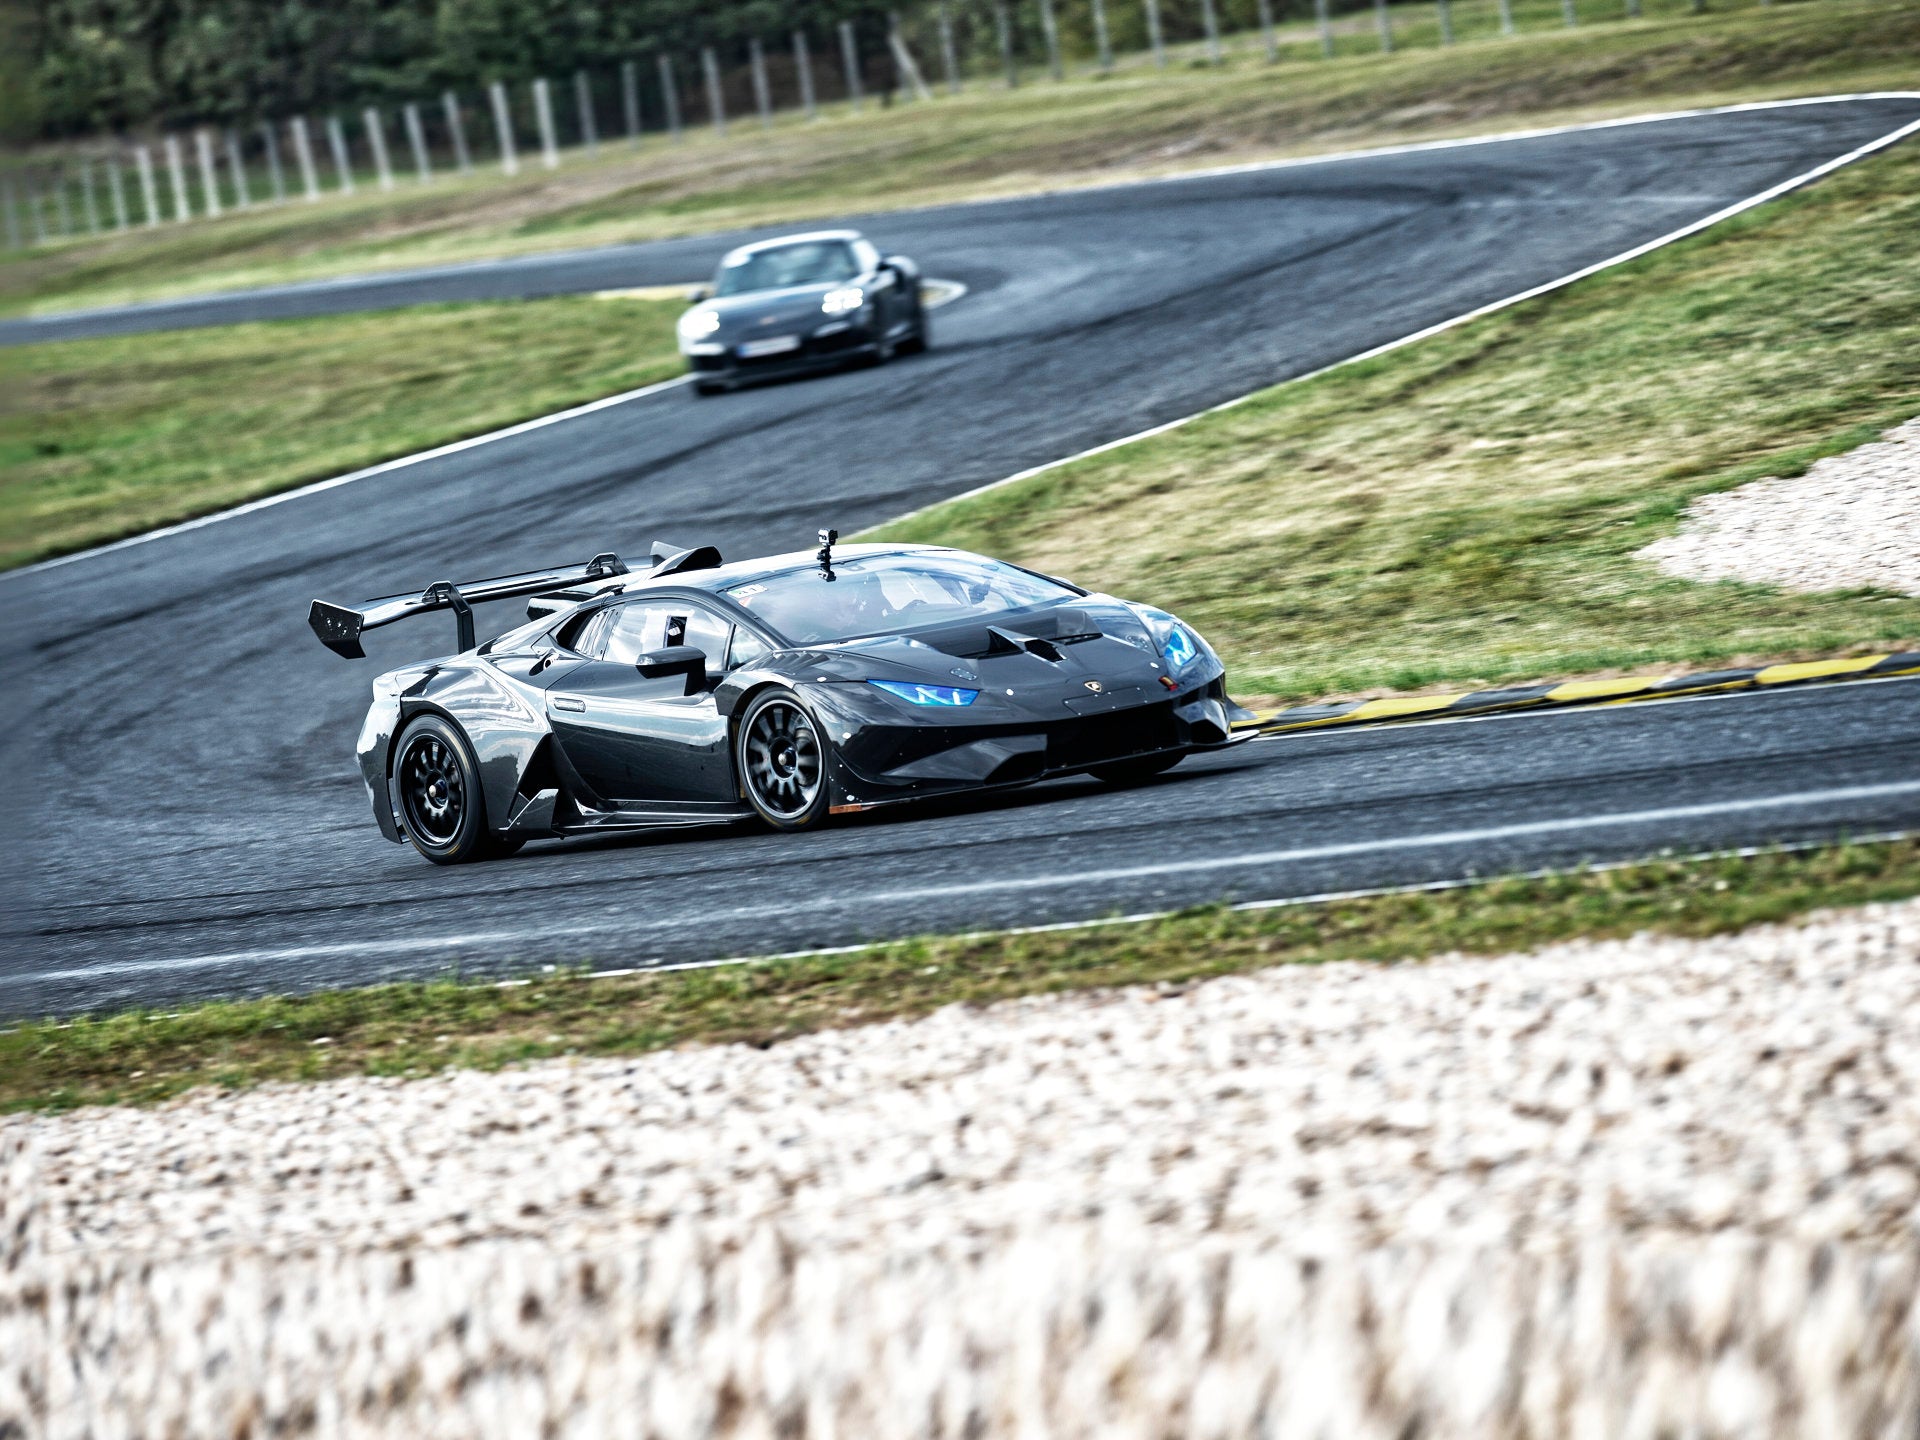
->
898 309 930 355
736 688 834 832
693 378 729 397
1089 752 1183 787
392 713 505 865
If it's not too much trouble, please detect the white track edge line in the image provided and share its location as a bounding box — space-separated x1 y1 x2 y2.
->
9 94 1915 585
7 374 694 580
10 781 1916 990
874 105 1920 527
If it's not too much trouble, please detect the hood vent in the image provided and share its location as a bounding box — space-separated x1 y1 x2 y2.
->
909 609 1108 661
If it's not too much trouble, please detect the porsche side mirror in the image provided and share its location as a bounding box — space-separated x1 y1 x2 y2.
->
636 645 706 680
685 284 712 303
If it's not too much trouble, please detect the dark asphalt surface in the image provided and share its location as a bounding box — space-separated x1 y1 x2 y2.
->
5 98 1918 1018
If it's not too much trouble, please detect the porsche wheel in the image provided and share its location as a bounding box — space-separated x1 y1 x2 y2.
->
1090 752 1182 786
737 690 832 831
394 714 498 864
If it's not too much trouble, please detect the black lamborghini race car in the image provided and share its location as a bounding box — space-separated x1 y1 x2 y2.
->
310 537 1250 864
676 229 928 394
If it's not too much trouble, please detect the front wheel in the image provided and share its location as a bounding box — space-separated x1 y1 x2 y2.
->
393 714 498 864
736 689 833 832
898 310 930 355
1090 752 1182 787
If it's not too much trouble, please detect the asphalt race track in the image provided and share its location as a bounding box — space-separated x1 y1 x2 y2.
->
5 97 1918 1017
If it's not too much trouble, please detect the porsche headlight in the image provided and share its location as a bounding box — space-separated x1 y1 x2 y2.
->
821 286 865 316
678 308 721 340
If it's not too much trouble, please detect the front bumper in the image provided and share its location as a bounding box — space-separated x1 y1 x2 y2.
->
811 678 1240 811
683 323 877 383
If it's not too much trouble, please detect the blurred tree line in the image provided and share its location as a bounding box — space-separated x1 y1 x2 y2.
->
14 0 908 141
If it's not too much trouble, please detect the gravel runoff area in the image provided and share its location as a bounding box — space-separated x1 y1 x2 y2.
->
1643 416 1920 596
6 903 1920 1438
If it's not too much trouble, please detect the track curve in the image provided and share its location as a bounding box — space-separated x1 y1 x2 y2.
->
6 97 1918 1017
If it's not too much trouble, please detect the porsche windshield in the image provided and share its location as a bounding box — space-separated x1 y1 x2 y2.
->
724 553 1078 644
714 240 861 297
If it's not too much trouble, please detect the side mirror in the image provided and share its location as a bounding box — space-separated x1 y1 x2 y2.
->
636 644 707 687
685 284 712 303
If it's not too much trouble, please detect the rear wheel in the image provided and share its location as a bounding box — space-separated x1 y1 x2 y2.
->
1090 752 1182 787
393 714 502 865
737 689 833 831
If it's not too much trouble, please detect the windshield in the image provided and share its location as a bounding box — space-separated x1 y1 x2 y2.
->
714 240 861 297
724 553 1078 644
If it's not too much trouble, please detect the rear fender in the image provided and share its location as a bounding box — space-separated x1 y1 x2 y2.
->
392 663 554 835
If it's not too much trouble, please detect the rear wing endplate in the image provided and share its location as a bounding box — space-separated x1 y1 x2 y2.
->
308 543 723 659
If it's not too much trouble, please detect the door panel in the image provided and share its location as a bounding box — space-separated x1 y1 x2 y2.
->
546 661 732 803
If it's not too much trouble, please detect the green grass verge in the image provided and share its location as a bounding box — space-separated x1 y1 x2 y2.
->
7 837 1918 1113
0 294 683 569
873 134 1920 700
5 0 1915 316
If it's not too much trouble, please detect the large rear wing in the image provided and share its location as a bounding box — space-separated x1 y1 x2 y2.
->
308 542 721 658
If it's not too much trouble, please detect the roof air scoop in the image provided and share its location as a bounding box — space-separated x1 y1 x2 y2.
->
648 540 724 576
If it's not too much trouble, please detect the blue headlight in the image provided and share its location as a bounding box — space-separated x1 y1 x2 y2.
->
869 680 980 706
1162 625 1198 669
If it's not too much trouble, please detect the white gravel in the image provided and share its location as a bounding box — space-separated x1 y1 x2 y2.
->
1641 416 1920 596
7 901 1920 1438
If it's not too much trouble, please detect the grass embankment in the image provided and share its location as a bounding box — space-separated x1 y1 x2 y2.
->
4 0 1915 315
0 294 683 568
6 838 1919 1113
876 136 1920 700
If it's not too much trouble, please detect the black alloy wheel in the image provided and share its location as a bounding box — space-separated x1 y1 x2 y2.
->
393 714 511 864
738 690 831 831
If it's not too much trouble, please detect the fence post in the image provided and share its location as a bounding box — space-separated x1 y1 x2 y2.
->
488 82 519 173
889 14 935 100
326 115 356 193
24 171 47 243
839 22 865 110
1563 0 1578 24
165 134 192 218
939 2 964 90
1144 0 1167 68
225 130 252 208
658 56 684 141
27 171 50 242
794 33 819 117
701 49 728 135
1202 0 1224 63
1256 0 1278 60
195 129 224 216
363 108 395 189
51 166 73 235
621 63 642 144
443 93 473 173
260 122 286 201
1315 0 1334 54
574 71 599 154
995 3 1018 86
1437 0 1454 42
1040 0 1063 79
532 80 560 167
403 104 432 181
134 145 161 224
290 117 320 198
1 178 18 250
750 39 774 126
79 158 101 233
1625 0 1641 15
107 153 130 228
1087 0 1115 71
1375 0 1393 51
1498 0 1515 35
